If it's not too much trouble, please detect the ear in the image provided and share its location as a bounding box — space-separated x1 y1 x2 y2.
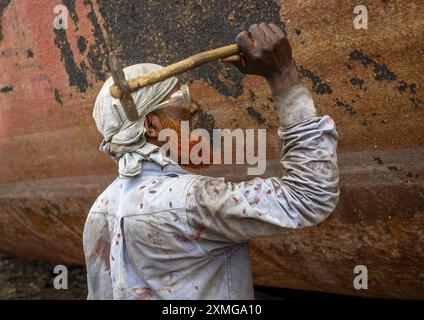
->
144 113 164 138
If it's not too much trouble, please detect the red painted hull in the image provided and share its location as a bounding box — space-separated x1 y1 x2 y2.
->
0 0 423 298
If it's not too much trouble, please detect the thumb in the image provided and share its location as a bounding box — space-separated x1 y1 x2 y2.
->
220 54 241 63
220 54 246 71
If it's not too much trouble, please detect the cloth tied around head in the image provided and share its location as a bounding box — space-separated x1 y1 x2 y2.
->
93 63 179 178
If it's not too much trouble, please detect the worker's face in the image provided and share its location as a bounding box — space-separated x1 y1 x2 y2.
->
145 83 200 135
160 83 200 127
144 84 212 167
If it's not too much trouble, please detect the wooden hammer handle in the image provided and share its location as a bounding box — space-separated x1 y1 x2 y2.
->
109 44 239 98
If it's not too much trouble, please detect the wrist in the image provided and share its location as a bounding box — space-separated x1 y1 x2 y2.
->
265 60 302 96
273 83 317 127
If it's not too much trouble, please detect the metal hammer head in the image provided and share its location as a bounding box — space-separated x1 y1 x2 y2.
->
109 53 139 122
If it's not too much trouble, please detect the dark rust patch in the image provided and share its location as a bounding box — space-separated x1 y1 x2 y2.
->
0 0 11 43
26 49 34 59
192 109 216 135
23 207 37 215
411 98 424 108
348 49 397 81
54 28 88 92
334 98 356 116
62 0 79 25
349 77 365 89
54 88 63 106
299 66 333 95
83 0 109 82
97 0 282 97
246 106 266 124
0 85 13 93
397 81 417 94
77 36 87 54
54 0 109 90
249 89 257 101
373 156 383 165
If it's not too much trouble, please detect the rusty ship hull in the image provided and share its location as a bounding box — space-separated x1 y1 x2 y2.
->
0 0 423 299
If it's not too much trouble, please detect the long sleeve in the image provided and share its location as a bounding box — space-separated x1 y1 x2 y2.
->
185 86 339 244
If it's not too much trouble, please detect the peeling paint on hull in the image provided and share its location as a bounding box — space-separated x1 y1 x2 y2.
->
0 0 423 299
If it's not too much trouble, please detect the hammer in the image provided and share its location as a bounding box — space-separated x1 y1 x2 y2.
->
109 44 239 121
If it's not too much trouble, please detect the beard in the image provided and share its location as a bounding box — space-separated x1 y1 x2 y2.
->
159 113 213 168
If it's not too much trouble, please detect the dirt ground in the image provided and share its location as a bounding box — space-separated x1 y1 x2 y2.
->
0 254 87 300
0 253 359 300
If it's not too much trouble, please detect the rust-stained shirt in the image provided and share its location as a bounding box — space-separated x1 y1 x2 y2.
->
83 113 339 300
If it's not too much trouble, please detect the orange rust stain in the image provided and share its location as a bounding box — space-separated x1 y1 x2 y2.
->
94 231 111 271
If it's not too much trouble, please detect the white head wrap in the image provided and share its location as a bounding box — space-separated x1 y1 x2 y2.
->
93 63 179 178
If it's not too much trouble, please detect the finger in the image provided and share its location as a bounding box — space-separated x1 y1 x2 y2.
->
259 23 278 48
221 54 246 71
269 23 286 39
220 54 242 63
235 31 253 50
259 22 276 41
248 24 265 46
235 31 254 60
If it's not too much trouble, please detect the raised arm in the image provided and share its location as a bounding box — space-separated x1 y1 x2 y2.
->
185 23 339 244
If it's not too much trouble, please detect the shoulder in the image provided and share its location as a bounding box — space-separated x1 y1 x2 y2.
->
88 177 120 214
123 173 200 213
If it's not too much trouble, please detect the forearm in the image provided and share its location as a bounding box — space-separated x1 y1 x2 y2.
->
186 115 339 244
266 60 317 127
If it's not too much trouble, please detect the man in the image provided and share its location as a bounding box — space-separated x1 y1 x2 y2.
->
84 23 339 299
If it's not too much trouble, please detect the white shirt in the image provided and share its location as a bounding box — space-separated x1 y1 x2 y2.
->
83 86 340 299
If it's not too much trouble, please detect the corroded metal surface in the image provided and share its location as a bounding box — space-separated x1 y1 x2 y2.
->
0 0 423 299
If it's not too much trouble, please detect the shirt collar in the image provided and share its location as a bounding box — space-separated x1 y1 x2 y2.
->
140 161 192 177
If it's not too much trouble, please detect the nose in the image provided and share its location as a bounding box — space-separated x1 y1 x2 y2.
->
190 100 200 114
